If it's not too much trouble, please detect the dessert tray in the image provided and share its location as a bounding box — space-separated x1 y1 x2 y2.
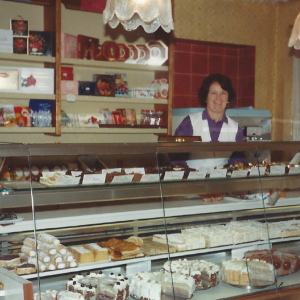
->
0 217 23 225
223 280 275 290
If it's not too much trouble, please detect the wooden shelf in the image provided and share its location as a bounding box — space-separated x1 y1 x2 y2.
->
0 53 55 64
61 127 167 134
61 95 168 104
61 58 168 72
0 127 55 133
0 93 55 100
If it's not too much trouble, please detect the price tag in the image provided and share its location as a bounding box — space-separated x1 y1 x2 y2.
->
140 174 160 182
82 174 106 185
163 171 184 180
187 171 206 180
199 166 214 175
231 170 249 178
71 171 82 177
249 167 266 176
67 94 76 102
125 168 145 175
54 177 80 185
111 175 134 183
43 171 55 177
102 168 122 174
288 166 300 174
209 169 227 178
270 165 286 175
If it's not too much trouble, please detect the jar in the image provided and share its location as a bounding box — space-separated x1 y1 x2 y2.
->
144 110 151 125
140 109 146 125
149 110 156 125
155 110 164 125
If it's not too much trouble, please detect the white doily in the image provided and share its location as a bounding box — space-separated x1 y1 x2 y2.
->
103 0 174 33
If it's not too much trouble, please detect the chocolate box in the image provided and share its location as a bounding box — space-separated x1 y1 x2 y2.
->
0 29 13 53
77 34 99 60
0 68 19 91
61 80 78 95
61 66 74 81
20 67 54 94
61 32 77 59
29 31 52 56
94 74 115 97
78 81 96 95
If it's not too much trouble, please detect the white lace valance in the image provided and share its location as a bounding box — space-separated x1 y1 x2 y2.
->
289 12 300 49
103 0 174 33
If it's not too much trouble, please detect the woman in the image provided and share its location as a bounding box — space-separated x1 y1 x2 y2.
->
175 73 244 201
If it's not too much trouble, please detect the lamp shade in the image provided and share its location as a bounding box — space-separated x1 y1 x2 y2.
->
289 12 300 49
103 0 174 33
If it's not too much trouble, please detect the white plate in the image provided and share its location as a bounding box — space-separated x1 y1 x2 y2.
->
0 217 23 225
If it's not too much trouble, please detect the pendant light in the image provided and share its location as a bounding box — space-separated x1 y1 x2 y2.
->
289 12 300 49
103 0 174 33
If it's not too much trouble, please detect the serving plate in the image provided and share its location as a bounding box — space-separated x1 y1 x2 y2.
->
0 217 23 225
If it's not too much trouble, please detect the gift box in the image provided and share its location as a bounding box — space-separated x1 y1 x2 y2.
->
29 31 52 56
78 81 96 95
61 32 77 59
61 80 78 95
77 34 99 60
14 106 31 127
0 29 13 53
61 66 74 81
20 67 54 94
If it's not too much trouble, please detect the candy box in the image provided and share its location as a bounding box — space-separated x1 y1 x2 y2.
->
77 34 99 60
0 29 13 53
61 32 77 58
29 31 52 56
106 73 129 97
61 66 74 81
14 106 31 127
94 74 115 97
61 80 78 95
20 67 54 94
0 68 19 91
78 81 95 96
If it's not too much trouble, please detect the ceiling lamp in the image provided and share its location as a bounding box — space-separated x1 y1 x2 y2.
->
103 0 174 33
289 12 300 49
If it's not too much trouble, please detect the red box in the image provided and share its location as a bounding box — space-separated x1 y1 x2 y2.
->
61 67 74 81
77 34 99 59
61 32 77 58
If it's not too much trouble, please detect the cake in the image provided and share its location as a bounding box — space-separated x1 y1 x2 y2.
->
141 237 176 255
99 238 142 260
222 258 275 286
83 243 109 262
163 259 220 290
244 249 300 276
0 254 20 267
16 263 37 275
68 245 94 264
57 290 83 299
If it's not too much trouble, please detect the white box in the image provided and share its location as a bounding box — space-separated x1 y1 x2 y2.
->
19 67 54 94
0 29 13 54
0 68 18 91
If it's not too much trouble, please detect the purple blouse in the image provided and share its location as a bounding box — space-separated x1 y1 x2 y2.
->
175 109 244 142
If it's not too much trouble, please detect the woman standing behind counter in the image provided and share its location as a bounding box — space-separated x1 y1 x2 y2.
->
175 73 244 201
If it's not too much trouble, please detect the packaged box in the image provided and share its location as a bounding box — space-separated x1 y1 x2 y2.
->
20 67 54 94
78 81 96 95
29 99 53 127
94 74 115 97
61 32 77 59
77 34 99 60
0 68 19 91
101 109 114 124
125 109 137 125
29 31 52 56
0 29 13 53
10 20 29 37
0 104 17 127
106 73 129 97
129 88 148 99
61 80 78 95
13 37 28 54
116 109 127 124
61 66 74 80
78 113 105 127
14 106 31 127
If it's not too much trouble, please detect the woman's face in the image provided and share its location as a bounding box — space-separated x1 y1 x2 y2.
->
206 81 229 116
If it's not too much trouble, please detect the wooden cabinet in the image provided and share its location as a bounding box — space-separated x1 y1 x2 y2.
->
0 0 171 143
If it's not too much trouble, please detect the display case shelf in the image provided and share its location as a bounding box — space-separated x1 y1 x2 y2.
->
61 58 168 72
61 95 168 105
0 93 56 100
0 53 55 64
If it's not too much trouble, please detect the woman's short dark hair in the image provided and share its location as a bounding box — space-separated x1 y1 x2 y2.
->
198 73 236 107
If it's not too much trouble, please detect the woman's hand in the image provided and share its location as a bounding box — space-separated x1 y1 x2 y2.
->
199 193 226 202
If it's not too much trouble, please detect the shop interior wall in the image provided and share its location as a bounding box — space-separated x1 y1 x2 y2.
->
173 0 300 141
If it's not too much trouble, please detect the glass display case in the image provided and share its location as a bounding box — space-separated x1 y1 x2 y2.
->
1 142 300 300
